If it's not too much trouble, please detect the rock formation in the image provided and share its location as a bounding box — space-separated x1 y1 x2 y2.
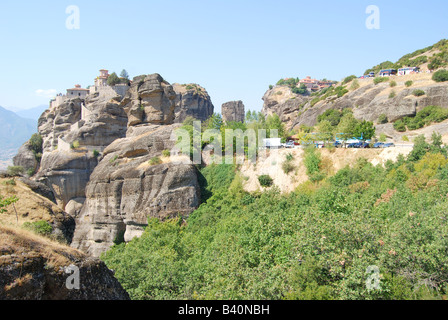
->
70 74 202 257
261 86 309 129
35 89 128 210
13 73 213 258
0 225 129 300
13 142 39 174
222 100 245 123
262 74 448 132
172 83 214 123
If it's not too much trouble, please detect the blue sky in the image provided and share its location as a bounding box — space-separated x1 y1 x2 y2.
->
0 0 447 114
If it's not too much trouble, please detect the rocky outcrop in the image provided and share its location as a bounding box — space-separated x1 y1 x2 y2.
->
71 124 201 257
222 100 245 123
35 89 128 210
0 225 129 300
70 74 202 257
14 73 205 257
262 74 448 131
36 150 98 209
172 83 214 122
121 74 177 127
261 86 310 129
13 142 38 174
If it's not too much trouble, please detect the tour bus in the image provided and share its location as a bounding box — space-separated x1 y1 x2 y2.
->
379 69 397 77
398 67 420 76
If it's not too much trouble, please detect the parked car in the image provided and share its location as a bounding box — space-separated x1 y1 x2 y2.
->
358 142 371 148
333 141 343 148
283 141 295 148
347 143 358 148
373 142 384 148
382 143 395 148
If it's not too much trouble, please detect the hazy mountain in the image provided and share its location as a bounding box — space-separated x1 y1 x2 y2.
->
0 105 37 169
16 104 48 121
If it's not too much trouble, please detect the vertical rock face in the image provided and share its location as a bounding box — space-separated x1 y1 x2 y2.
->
71 124 200 257
71 74 202 257
13 142 38 174
19 73 205 257
35 90 128 210
261 86 310 130
121 74 177 127
222 100 245 123
172 83 214 123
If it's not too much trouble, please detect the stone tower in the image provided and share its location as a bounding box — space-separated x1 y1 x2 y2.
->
222 100 245 123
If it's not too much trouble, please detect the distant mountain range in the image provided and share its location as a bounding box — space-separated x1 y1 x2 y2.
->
0 105 39 170
15 104 48 121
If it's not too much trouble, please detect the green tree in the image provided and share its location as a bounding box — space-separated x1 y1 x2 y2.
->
336 113 359 140
408 135 429 162
317 120 334 142
353 120 375 140
292 84 308 95
120 69 130 80
204 113 223 131
107 72 121 86
0 196 18 214
266 114 286 139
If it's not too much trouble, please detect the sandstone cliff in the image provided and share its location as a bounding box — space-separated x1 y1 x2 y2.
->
261 86 310 129
262 73 448 132
69 75 202 257
222 100 245 123
172 83 214 122
12 73 211 258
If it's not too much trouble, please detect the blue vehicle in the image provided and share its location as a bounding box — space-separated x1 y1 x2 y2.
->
382 143 395 148
333 141 342 148
373 142 384 148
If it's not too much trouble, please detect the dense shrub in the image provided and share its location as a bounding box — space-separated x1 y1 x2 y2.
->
412 89 425 97
389 80 397 87
149 157 162 165
378 114 388 124
258 175 274 187
393 120 407 132
374 77 389 85
342 75 357 84
23 220 53 236
282 153 296 175
162 149 171 157
432 69 448 82
7 166 24 177
405 80 413 87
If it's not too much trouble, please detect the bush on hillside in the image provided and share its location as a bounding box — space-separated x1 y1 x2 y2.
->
258 175 274 188
374 77 389 85
413 89 425 97
378 114 388 124
432 69 448 82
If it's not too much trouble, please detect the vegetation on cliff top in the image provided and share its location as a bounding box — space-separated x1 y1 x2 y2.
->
364 39 448 75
